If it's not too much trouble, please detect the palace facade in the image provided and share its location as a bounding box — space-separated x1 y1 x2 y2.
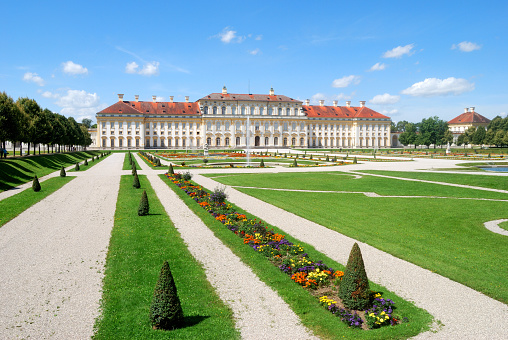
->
448 107 490 144
95 87 391 149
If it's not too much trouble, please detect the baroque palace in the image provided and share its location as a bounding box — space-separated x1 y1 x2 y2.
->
95 87 391 149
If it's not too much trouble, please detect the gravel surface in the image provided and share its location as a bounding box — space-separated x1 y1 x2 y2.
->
0 153 123 339
484 219 508 236
134 153 317 339
193 174 508 340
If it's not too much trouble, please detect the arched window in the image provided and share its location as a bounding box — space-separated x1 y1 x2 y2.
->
225 137 230 146
255 122 260 131
207 122 212 130
251 106 255 115
236 121 241 130
268 107 273 115
216 122 221 131
145 139 149 147
216 137 221 146
225 122 230 130
265 137 269 145
260 107 264 115
286 108 290 116
300 138 304 146
222 106 226 115
204 106 208 114
236 136 240 145
283 137 288 146
241 106 246 115
274 137 278 145
265 122 269 131
213 106 217 115
232 106 236 115
291 138 296 145
206 137 211 145
153 139 157 147
283 122 288 131
292 122 296 130
278 108 282 115
102 139 106 147
274 122 279 131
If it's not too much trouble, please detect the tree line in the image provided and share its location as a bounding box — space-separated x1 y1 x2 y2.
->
0 91 93 157
391 115 508 148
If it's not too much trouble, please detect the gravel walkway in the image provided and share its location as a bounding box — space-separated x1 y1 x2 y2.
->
133 153 317 339
0 153 123 339
484 219 508 236
192 174 508 340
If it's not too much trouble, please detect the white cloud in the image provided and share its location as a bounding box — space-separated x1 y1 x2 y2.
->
249 48 261 55
382 44 415 58
369 62 386 71
255 35 263 40
125 61 159 76
23 72 45 86
401 77 474 97
331 75 361 88
214 27 246 43
311 92 353 104
55 89 106 120
381 109 399 115
41 91 60 99
370 93 400 105
452 41 481 52
62 61 88 75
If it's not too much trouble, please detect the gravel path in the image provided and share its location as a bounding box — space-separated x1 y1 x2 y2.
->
133 153 317 339
192 174 508 340
484 219 508 236
0 153 123 339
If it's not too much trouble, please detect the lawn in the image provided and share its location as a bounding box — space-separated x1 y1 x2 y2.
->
359 170 508 191
0 151 100 191
206 172 508 304
93 175 238 339
162 174 433 339
0 176 74 227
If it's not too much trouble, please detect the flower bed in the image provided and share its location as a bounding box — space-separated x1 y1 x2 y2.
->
165 173 405 330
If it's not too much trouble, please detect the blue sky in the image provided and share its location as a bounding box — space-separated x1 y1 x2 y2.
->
1 0 507 124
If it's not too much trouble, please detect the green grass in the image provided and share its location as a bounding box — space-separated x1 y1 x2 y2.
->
123 152 139 170
206 172 508 304
68 153 111 172
205 172 508 200
162 175 433 339
0 151 100 191
0 176 74 227
93 175 238 340
499 221 508 231
360 170 508 191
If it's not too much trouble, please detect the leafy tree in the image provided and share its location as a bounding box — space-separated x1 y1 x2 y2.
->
38 109 54 154
150 261 184 330
503 130 508 147
81 118 93 128
0 92 21 157
32 175 41 192
339 243 371 310
442 130 453 146
472 126 486 145
16 97 42 155
484 129 495 146
419 116 448 148
493 130 505 146
398 123 418 147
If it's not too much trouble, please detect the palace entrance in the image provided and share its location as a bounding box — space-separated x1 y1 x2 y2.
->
255 136 260 146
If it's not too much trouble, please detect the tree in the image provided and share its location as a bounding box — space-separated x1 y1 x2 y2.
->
150 261 184 330
32 175 41 192
0 92 21 158
338 243 371 310
472 126 486 145
16 97 42 155
503 130 508 147
138 190 149 216
492 130 505 147
419 116 448 148
38 109 54 154
259 159 265 167
442 130 453 146
81 118 93 128
133 172 140 188
398 123 417 147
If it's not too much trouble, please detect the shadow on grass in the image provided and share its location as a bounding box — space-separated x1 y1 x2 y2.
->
181 315 210 329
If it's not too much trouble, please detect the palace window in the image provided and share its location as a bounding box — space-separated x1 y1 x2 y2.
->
301 123 305 131
119 122 123 129
255 122 260 131
236 136 240 145
269 107 273 115
286 108 290 116
251 106 255 115
222 106 226 115
274 137 278 145
265 122 269 131
283 137 288 146
136 139 140 147
260 107 264 115
216 137 221 146
153 139 157 147
232 106 236 115
216 122 221 131
182 123 186 129
207 122 212 130
175 139 179 147
110 122 114 128
274 122 279 130
213 106 217 114
265 137 269 145
292 138 296 145
127 139 131 147
236 121 241 130
204 106 208 114
283 122 288 131
182 139 186 147
136 122 140 129
292 122 296 130
225 137 230 146
102 122 106 128
102 139 106 147
278 108 282 115
145 139 150 147
207 137 211 145
241 106 246 115
168 139 171 146
300 138 304 145
161 139 165 147
225 122 230 130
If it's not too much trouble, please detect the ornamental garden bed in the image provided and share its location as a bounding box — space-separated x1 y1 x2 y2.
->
165 172 415 331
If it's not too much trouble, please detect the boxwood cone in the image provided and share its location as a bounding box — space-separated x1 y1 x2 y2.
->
133 173 140 188
339 242 371 310
60 166 66 177
293 158 298 167
75 162 80 171
169 164 174 174
138 190 149 216
84 159 88 166
150 261 184 330
353 156 357 164
32 175 41 192
260 159 265 167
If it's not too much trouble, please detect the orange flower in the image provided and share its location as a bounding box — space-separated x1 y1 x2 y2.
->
333 271 344 278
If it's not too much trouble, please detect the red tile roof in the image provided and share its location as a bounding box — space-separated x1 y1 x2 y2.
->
448 111 490 124
99 101 201 116
199 93 301 103
302 105 389 119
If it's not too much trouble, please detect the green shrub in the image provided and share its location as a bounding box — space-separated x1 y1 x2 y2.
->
156 158 161 167
182 171 192 181
138 190 149 216
168 164 174 174
203 159 208 164
353 157 357 164
84 159 88 166
260 159 265 167
181 161 186 166
339 243 371 310
150 261 184 330
75 162 80 171
326 155 329 161
32 175 41 192
133 173 140 188
310 154 313 160
132 164 137 175
293 158 298 167
60 166 66 177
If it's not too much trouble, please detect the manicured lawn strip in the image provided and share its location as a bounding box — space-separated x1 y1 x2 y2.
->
360 170 508 191
0 151 100 191
0 176 74 227
93 175 238 340
161 175 433 339
230 186 508 304
122 152 140 170
204 172 508 200
68 153 111 172
138 152 164 169
499 221 508 231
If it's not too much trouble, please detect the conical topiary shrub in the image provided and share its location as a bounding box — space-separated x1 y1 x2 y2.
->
260 159 265 168
133 172 140 188
168 164 174 175
132 163 137 175
310 154 313 160
138 190 149 216
339 243 371 310
293 158 298 167
60 166 66 177
353 157 357 164
75 162 80 171
32 175 41 192
150 261 184 330
84 159 88 166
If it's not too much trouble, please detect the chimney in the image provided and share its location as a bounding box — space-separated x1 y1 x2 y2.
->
346 101 351 108
118 94 124 102
134 95 139 102
470 107 475 113
152 95 157 102
464 108 468 113
222 85 227 95
304 99 310 106
319 100 325 106
360 101 366 107
269 87 274 96
185 96 189 103
332 100 338 107
170 96 174 103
